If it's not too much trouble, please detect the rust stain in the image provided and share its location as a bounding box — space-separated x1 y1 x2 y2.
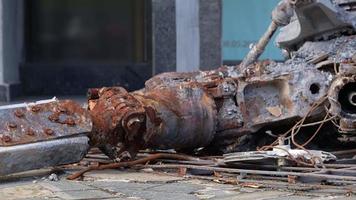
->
43 128 54 136
14 109 25 118
26 128 35 136
30 105 41 113
2 135 12 143
7 122 18 129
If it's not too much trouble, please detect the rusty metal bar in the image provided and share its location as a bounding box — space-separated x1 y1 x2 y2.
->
143 164 356 182
240 21 279 69
0 100 92 176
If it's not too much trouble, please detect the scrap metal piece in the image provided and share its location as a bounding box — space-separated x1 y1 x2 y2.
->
0 99 92 175
240 21 280 69
277 0 356 50
88 85 217 158
0 135 89 176
0 99 92 146
223 145 337 166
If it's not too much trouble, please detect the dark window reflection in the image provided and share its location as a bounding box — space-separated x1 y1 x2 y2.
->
27 0 146 63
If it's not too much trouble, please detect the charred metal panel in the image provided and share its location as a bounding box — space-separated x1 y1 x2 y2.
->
0 100 92 146
0 99 92 175
0 135 89 176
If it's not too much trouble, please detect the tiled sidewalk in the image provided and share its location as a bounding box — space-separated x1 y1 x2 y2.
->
0 170 354 200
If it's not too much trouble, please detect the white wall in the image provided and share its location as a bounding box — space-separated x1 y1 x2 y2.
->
175 0 200 72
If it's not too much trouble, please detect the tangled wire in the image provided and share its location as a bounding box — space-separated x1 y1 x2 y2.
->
258 94 341 168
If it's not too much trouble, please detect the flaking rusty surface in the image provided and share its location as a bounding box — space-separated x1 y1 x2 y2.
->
88 85 217 158
88 87 146 157
0 100 92 146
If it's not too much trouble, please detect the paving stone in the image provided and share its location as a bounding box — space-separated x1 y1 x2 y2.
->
40 180 96 192
2 171 354 200
84 181 161 192
238 187 261 193
209 190 292 200
54 189 116 200
83 182 200 200
16 198 62 200
0 179 35 189
122 190 199 200
325 196 356 200
194 186 241 199
0 183 55 200
267 195 315 200
148 182 204 194
105 198 143 200
84 170 184 183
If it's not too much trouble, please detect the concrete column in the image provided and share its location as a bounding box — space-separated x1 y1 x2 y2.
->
0 0 23 101
151 0 222 74
199 0 222 70
151 0 177 74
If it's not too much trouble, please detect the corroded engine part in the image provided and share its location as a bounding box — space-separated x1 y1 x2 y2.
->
0 99 92 175
277 0 356 50
328 59 356 133
87 85 217 159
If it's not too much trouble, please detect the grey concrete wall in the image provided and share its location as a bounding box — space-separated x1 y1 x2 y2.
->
199 0 222 70
152 0 222 74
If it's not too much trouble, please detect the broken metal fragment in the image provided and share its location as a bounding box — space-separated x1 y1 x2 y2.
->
223 145 337 166
0 99 92 175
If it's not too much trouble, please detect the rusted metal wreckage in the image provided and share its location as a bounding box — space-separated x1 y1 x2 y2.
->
0 0 356 178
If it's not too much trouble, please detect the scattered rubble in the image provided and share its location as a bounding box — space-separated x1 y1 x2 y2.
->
48 173 59 182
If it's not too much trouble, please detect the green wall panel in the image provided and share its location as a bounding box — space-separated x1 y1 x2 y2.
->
223 0 283 61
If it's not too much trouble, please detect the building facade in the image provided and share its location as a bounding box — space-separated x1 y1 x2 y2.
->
0 0 282 101
0 0 222 101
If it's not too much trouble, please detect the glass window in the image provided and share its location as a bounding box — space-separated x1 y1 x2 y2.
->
27 0 147 63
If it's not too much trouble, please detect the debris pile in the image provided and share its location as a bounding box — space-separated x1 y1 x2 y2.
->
63 147 356 194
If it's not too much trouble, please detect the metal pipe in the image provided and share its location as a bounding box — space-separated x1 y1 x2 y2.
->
240 21 279 69
240 0 295 69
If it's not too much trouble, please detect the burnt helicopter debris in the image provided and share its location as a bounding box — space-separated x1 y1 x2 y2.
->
87 0 356 159
0 0 356 176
